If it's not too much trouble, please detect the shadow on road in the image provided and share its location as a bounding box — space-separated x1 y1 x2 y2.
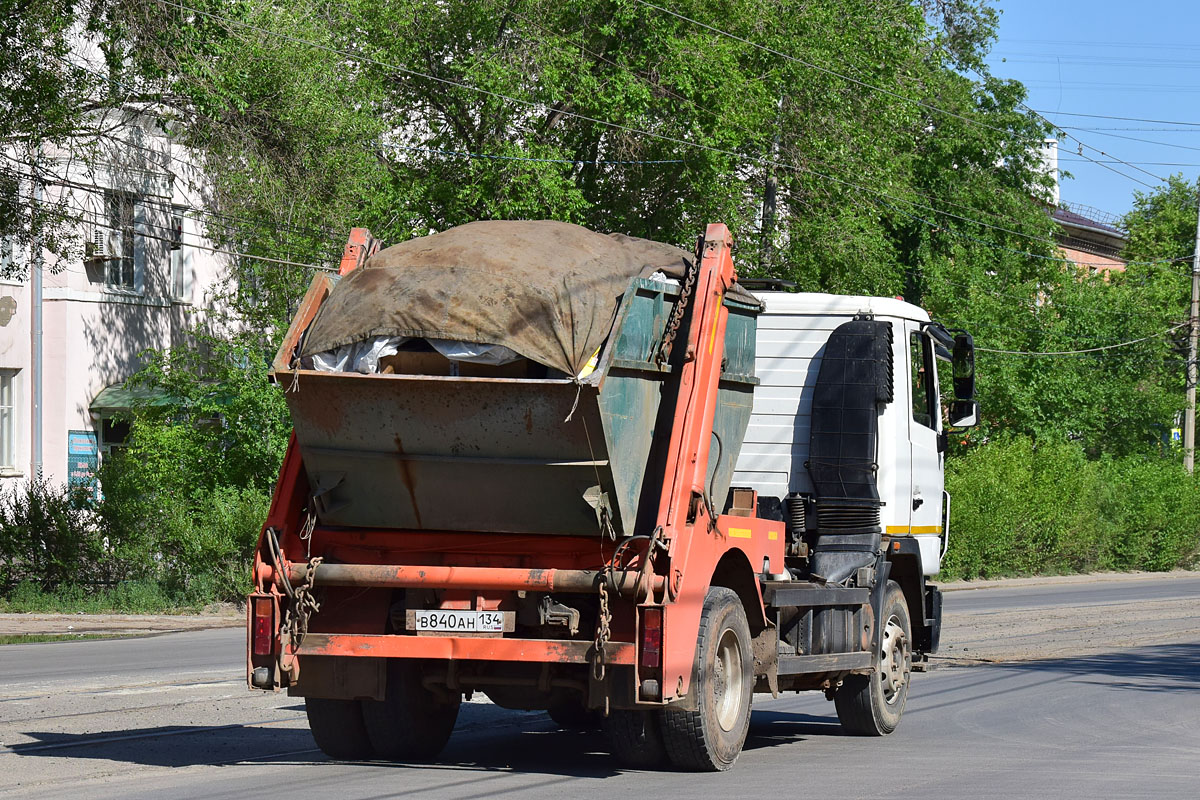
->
993 642 1200 693
743 710 841 751
6 701 852 776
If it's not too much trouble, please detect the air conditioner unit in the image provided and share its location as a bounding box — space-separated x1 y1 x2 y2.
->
85 227 109 261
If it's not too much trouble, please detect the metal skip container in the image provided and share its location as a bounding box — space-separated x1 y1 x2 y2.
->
272 221 760 538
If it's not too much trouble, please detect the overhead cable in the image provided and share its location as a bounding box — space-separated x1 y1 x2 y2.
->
975 322 1188 356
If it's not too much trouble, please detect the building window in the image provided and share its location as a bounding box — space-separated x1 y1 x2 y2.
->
0 236 15 280
910 332 935 429
98 417 130 458
104 190 136 290
169 207 188 301
0 369 17 470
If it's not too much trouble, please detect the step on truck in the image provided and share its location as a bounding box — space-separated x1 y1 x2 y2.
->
247 220 979 770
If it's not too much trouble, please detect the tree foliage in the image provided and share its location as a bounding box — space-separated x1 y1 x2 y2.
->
84 0 1192 459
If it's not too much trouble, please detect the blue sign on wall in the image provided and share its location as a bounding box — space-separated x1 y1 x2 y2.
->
67 430 99 490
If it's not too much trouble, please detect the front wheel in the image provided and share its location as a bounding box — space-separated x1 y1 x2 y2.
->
835 580 912 735
660 586 754 771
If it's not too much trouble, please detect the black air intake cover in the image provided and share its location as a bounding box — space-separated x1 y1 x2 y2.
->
806 318 892 584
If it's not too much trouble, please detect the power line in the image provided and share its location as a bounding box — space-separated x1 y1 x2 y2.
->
2 161 335 273
1059 158 1200 167
395 144 683 165
881 198 1195 269
1053 126 1200 154
975 323 1188 356
0 152 345 252
1031 109 1200 127
67 204 334 272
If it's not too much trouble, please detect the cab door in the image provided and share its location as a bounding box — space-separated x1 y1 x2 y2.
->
906 325 945 575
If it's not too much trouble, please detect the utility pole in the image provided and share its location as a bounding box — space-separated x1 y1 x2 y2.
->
30 167 43 478
1184 185 1200 473
761 96 783 272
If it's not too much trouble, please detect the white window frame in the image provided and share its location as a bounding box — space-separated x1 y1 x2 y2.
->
103 190 144 294
168 206 192 303
0 369 19 473
0 235 15 279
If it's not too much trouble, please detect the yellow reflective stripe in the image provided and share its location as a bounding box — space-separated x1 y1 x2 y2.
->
728 527 752 539
768 530 779 540
885 525 943 535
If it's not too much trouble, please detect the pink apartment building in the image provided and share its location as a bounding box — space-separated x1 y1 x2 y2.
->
0 129 230 489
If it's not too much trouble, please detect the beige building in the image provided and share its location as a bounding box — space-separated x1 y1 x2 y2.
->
0 122 231 489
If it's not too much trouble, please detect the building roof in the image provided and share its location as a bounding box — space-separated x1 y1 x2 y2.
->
1051 203 1123 237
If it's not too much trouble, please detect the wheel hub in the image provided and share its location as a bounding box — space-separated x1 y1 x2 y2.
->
714 627 744 732
879 614 910 705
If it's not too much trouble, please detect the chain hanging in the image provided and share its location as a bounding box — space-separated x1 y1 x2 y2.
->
655 249 699 366
592 578 612 682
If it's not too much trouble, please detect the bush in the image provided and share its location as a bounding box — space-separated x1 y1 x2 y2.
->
943 436 1200 580
0 478 104 592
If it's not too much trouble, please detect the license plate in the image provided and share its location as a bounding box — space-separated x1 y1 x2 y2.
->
407 610 510 634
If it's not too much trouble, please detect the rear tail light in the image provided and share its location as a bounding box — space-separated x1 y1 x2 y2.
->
252 595 275 656
641 607 663 668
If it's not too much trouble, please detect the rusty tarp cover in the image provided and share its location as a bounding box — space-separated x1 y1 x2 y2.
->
301 220 757 376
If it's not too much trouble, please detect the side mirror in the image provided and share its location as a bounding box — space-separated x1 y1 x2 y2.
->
952 333 975 401
949 399 979 429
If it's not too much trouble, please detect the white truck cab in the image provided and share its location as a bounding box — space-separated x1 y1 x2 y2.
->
733 292 975 578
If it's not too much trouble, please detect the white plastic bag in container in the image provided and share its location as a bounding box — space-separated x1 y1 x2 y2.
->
427 339 522 366
311 344 353 372
352 336 405 373
310 336 406 373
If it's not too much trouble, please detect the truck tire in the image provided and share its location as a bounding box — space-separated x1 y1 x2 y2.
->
305 698 375 760
835 580 912 735
660 586 754 771
361 659 460 760
604 709 668 768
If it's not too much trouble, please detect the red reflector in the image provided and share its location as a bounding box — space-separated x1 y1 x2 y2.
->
252 596 274 656
641 607 663 668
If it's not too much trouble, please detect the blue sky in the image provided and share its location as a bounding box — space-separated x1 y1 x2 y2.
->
985 2 1199 217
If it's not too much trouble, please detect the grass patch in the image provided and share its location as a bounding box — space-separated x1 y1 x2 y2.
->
0 632 144 645
0 580 205 614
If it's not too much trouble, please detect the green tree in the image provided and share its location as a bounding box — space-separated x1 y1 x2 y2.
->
100 1 1055 332
0 0 112 269
97 329 287 600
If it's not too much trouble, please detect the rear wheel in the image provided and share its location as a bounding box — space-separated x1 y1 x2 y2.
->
835 580 912 735
361 659 460 760
604 710 668 768
660 587 754 771
305 697 374 760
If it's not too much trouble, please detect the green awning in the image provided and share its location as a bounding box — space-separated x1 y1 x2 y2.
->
89 384 179 414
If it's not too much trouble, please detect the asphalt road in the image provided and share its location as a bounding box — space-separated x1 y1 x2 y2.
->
1 574 1196 799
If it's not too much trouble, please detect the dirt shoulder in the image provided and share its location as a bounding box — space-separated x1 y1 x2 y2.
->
938 568 1200 592
0 605 242 636
935 570 1200 667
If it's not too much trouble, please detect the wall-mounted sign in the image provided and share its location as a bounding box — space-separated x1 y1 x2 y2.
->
0 296 15 327
67 430 99 493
